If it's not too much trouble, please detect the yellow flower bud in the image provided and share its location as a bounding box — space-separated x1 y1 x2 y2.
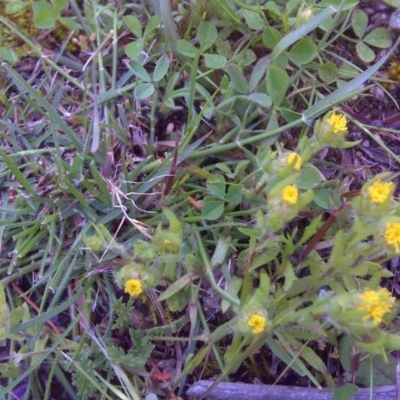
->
375 217 400 254
124 279 143 297
247 313 267 334
315 112 349 148
272 152 303 177
268 185 300 222
359 288 395 325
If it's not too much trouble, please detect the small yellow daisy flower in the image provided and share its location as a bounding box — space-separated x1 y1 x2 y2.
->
286 153 303 171
367 180 395 204
124 279 143 297
384 222 400 253
359 288 395 324
327 113 347 134
282 185 299 205
247 314 267 334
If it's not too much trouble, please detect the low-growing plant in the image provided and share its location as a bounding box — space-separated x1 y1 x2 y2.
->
2 0 400 398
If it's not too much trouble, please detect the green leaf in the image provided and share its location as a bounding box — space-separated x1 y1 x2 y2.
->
248 93 272 108
364 27 392 48
222 278 242 313
295 164 322 189
356 41 375 63
266 65 288 106
129 60 151 82
288 37 317 64
34 9 56 29
177 39 198 58
162 209 182 238
5 1 27 14
319 62 338 83
134 83 154 99
313 189 341 210
243 9 265 30
153 55 169 82
271 6 336 61
249 56 270 92
339 335 396 387
57 17 79 32
225 185 242 206
243 49 256 66
281 108 302 123
143 15 161 37
332 384 359 400
226 64 249 94
207 175 226 199
202 201 224 220
125 39 144 60
158 273 196 301
283 261 297 292
123 15 142 38
0 47 17 63
53 0 68 14
351 9 368 39
197 21 218 50
265 1 281 17
318 0 358 9
204 54 227 69
262 26 282 50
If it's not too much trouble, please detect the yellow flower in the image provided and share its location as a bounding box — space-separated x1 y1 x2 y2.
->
327 113 347 134
282 185 299 205
247 314 267 334
359 288 395 324
384 222 400 253
367 179 395 204
286 153 303 171
124 279 143 297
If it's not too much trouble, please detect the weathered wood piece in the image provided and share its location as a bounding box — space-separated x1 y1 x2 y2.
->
186 380 397 400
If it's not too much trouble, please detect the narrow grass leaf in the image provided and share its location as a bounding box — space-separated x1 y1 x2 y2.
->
3 64 84 152
0 150 38 198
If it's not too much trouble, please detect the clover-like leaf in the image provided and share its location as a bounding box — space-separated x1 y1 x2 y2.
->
202 200 224 220
226 64 249 94
319 62 338 83
364 27 392 48
351 9 368 39
198 21 218 50
262 26 282 50
356 41 375 63
125 39 144 60
177 39 198 58
289 37 318 64
204 54 227 69
134 83 154 99
153 55 170 82
123 15 142 38
266 65 289 106
34 9 56 29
